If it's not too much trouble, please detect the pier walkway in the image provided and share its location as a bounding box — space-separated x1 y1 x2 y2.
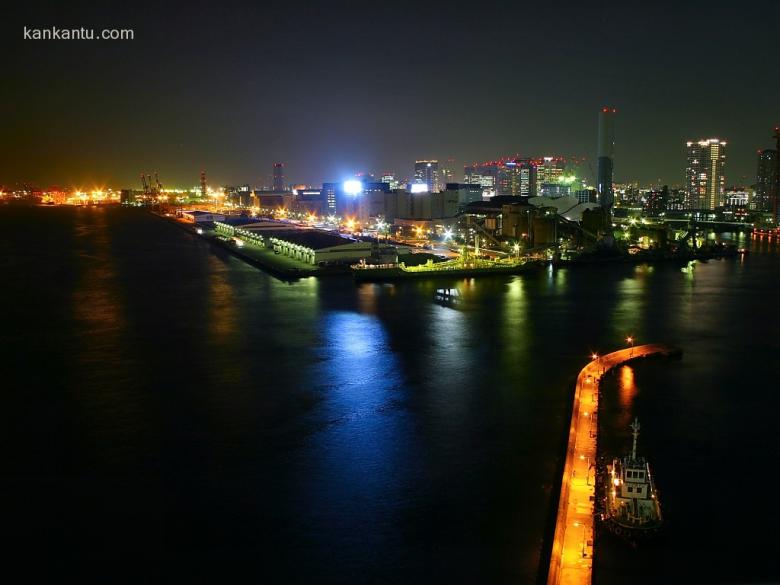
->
546 343 680 585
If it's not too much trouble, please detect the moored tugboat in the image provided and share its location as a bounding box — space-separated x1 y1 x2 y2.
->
603 417 663 541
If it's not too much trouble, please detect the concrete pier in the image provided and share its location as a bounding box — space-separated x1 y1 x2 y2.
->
546 343 680 585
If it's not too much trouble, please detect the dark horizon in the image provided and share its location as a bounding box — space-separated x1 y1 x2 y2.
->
3 0 779 189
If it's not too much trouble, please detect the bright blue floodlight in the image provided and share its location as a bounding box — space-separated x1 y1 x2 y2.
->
343 180 363 196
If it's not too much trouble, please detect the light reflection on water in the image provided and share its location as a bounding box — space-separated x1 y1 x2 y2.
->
2 207 779 584
616 365 636 428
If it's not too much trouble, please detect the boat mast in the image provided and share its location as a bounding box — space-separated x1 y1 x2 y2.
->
630 417 640 460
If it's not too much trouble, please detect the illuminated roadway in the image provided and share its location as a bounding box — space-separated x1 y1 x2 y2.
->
546 343 680 585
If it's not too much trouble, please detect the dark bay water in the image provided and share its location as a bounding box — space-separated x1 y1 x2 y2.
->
1 206 778 584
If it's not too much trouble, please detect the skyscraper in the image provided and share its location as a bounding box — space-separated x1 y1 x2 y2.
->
414 160 440 192
272 163 285 192
440 158 457 185
686 138 727 211
755 149 777 212
537 156 565 186
774 128 780 224
597 107 616 211
516 159 537 197
380 173 399 190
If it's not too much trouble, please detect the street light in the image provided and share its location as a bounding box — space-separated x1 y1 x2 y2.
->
376 220 386 242
626 336 634 357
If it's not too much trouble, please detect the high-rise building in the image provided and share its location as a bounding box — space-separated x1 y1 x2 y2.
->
414 160 440 192
666 188 690 212
440 158 457 185
537 156 565 186
445 183 483 208
643 186 668 216
686 138 727 210
516 159 537 197
321 183 339 214
774 127 780 223
754 149 777 212
381 173 400 190
272 163 285 192
597 107 616 211
464 163 497 196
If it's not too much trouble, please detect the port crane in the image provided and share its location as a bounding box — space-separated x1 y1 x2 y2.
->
140 172 165 202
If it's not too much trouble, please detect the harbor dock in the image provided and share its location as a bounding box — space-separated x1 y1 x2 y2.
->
545 343 681 585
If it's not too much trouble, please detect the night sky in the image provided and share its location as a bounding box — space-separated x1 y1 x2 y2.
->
3 0 779 189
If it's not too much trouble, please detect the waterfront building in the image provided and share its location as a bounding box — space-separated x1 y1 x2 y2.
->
268 231 377 266
181 210 226 223
686 138 727 210
755 149 777 212
723 187 750 222
774 128 780 224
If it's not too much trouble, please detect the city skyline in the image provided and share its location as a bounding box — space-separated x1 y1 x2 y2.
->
3 2 780 583
3 1 779 188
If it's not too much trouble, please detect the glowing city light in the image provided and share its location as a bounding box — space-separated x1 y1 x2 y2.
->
343 180 363 195
410 183 428 194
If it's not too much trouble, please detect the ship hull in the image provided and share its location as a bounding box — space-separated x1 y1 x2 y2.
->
601 517 663 542
353 261 542 282
599 458 663 544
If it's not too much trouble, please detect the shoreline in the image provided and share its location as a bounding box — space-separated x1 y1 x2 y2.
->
147 210 349 281
145 209 737 283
